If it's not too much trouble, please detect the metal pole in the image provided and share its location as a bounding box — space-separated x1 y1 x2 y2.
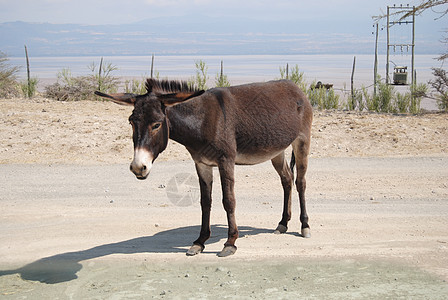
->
386 6 390 84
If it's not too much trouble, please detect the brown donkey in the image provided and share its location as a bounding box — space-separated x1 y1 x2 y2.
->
95 79 313 257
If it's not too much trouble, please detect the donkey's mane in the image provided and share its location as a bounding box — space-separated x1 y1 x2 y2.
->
145 78 199 94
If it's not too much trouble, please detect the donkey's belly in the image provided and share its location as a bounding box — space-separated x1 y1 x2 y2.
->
235 149 285 165
234 129 297 165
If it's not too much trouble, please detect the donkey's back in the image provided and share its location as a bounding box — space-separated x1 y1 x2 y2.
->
197 80 312 166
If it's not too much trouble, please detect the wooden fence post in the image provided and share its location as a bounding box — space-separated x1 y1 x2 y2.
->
220 60 224 82
151 54 154 78
351 56 356 109
98 57 103 91
24 45 31 98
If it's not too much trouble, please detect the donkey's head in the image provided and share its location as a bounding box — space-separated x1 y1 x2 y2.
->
96 79 204 179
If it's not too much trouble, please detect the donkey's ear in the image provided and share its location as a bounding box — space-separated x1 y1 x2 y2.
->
94 91 136 106
160 90 205 107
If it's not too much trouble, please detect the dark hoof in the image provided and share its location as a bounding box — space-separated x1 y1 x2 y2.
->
186 244 204 256
274 224 288 234
301 227 311 238
217 245 237 257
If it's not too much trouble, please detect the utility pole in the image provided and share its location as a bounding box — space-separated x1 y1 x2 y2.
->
386 6 390 84
386 4 415 86
373 23 379 97
411 8 415 85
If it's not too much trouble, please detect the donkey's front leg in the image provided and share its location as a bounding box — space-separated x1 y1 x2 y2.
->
217 158 238 257
187 162 213 256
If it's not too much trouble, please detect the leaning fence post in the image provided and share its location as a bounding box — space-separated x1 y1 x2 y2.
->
98 57 103 91
351 56 356 109
24 45 31 98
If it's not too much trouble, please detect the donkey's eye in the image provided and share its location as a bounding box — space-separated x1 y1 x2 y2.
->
151 123 161 130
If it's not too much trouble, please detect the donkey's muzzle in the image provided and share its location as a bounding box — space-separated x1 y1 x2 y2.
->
130 164 150 180
130 148 153 180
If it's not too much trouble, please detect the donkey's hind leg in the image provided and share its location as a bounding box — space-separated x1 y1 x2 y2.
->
271 151 294 234
292 137 311 238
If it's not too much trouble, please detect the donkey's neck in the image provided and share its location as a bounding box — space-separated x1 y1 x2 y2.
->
166 102 205 149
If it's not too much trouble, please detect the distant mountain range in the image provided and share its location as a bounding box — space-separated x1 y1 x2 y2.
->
0 16 441 57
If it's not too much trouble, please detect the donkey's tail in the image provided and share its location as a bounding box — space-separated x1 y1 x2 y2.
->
289 150 296 178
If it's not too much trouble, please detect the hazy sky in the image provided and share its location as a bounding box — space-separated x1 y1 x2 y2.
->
0 0 445 28
1 0 446 56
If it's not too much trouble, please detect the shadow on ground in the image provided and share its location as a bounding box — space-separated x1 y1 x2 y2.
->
0 224 272 284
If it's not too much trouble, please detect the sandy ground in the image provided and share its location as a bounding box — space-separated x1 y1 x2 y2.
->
1 97 447 164
0 97 448 298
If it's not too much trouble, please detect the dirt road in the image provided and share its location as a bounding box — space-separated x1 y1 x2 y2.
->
1 157 447 298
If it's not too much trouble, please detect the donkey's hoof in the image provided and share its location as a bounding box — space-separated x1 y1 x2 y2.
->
301 227 311 238
186 244 204 256
217 245 237 257
274 224 288 234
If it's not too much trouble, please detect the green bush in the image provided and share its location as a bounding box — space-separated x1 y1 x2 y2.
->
359 81 426 114
355 88 365 111
393 92 411 113
58 68 74 86
324 88 340 110
189 60 208 90
279 65 340 110
307 86 339 110
347 88 363 111
124 78 147 94
409 83 428 114
20 77 39 98
362 86 377 112
215 73 230 87
88 58 119 93
215 62 230 88
307 85 324 107
277 68 428 113
377 80 395 113
279 64 307 91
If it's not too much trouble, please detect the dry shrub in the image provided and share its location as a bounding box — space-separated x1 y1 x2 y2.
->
44 76 94 101
44 60 119 101
0 51 21 98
